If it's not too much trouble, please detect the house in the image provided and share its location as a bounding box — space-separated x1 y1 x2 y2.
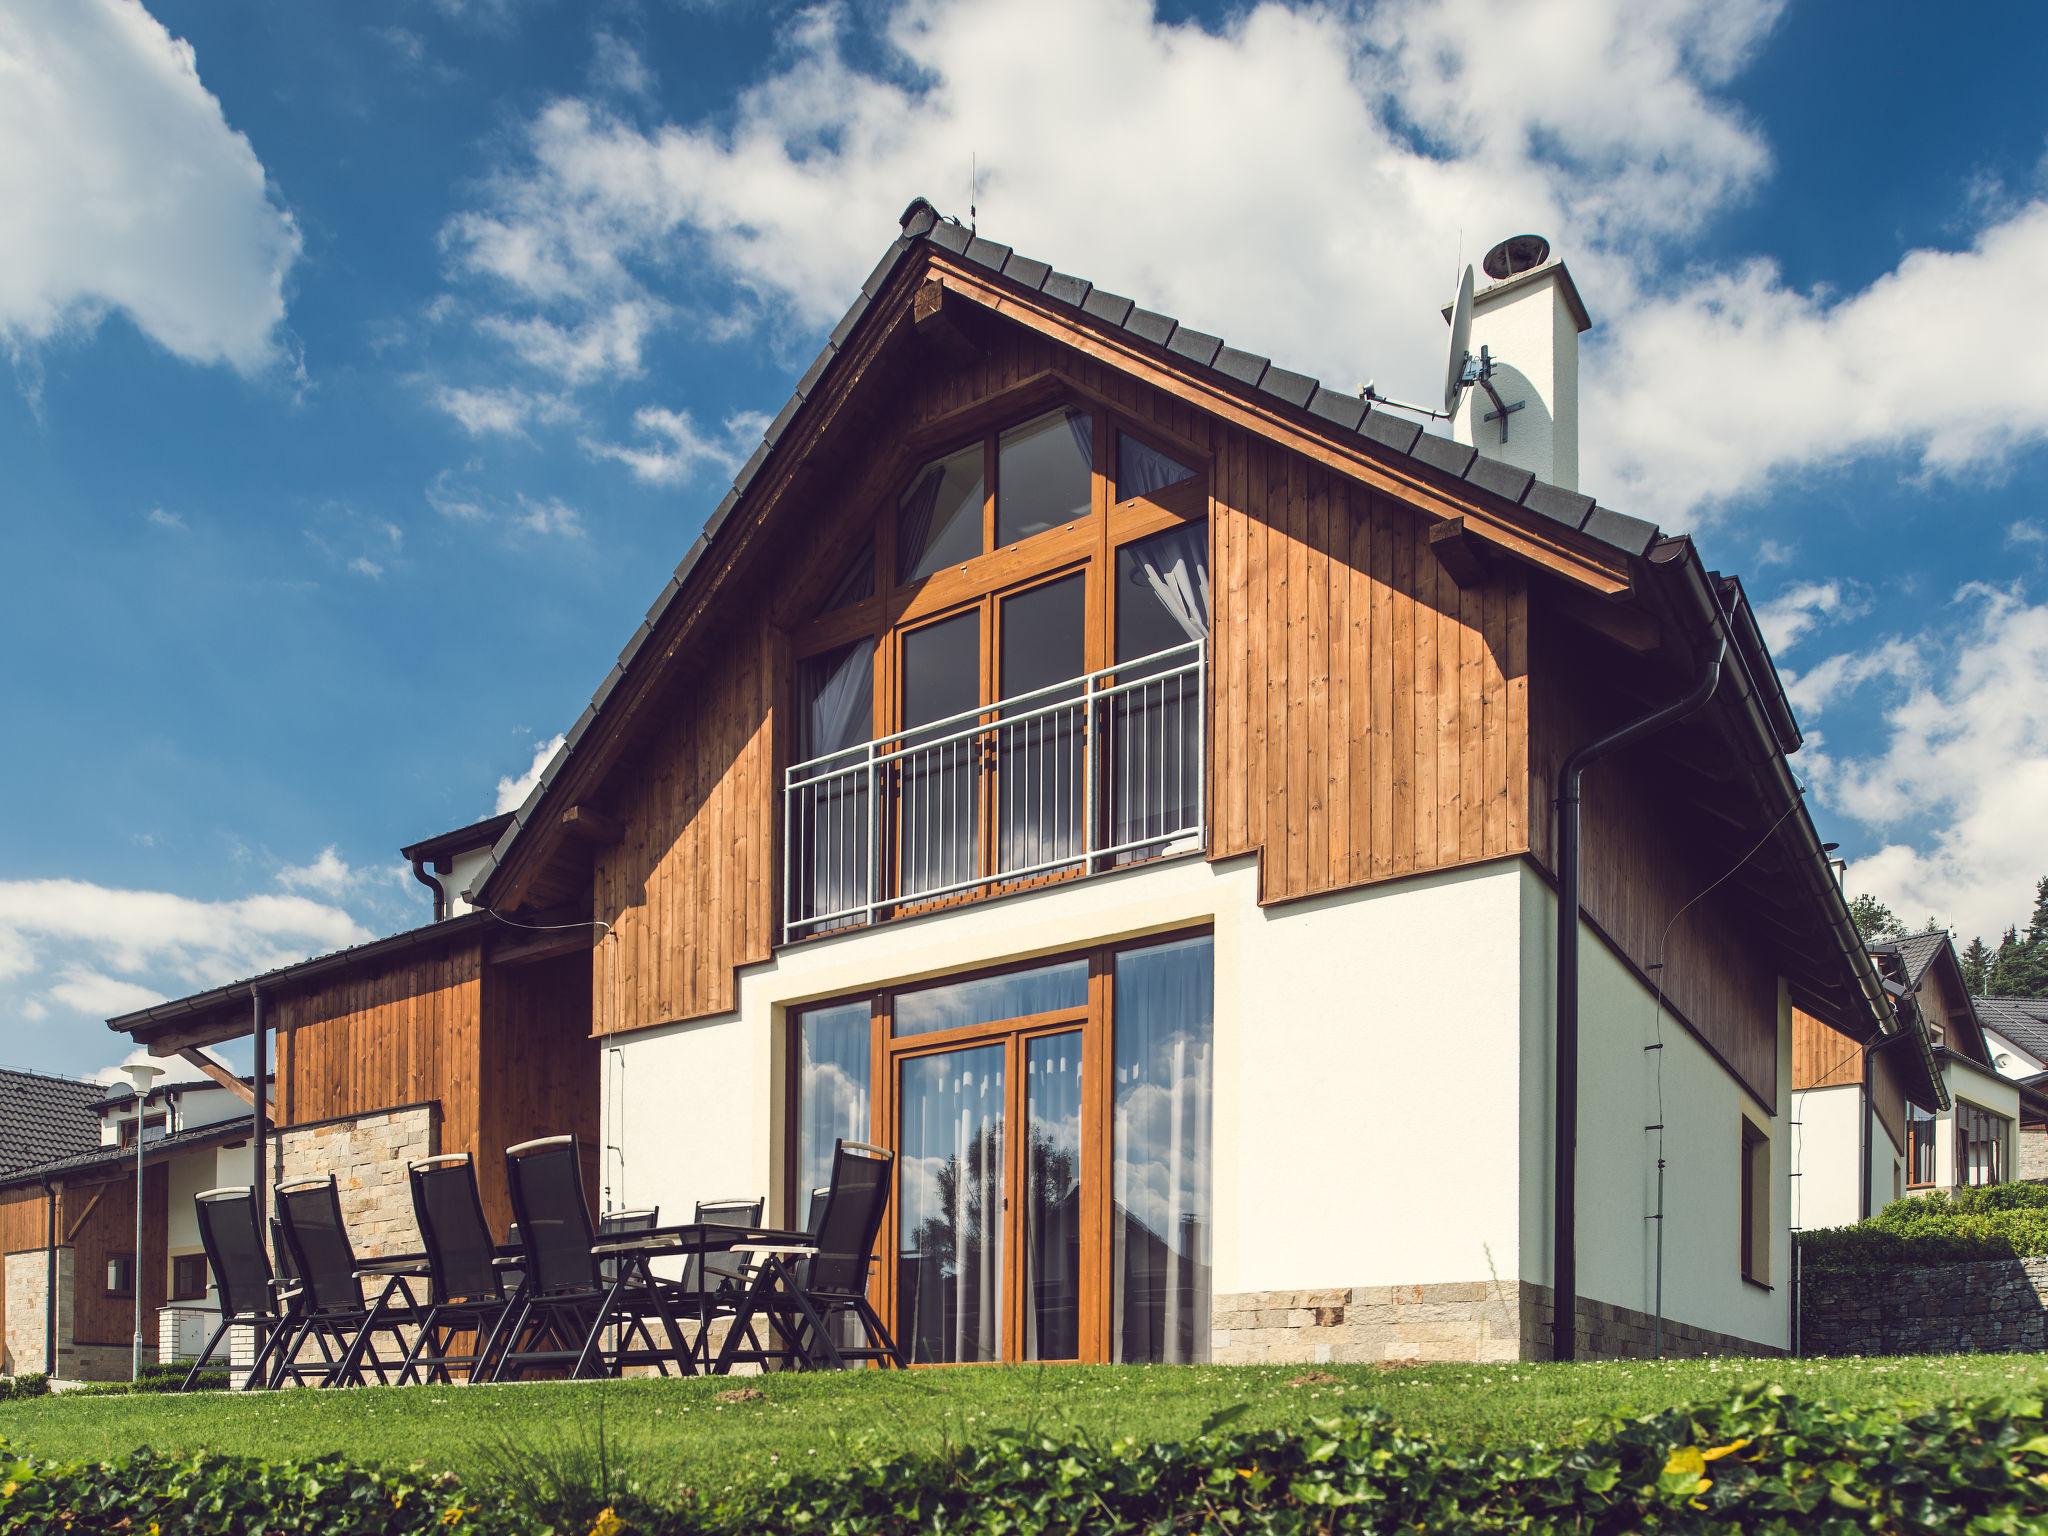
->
1970 995 2048 1179
0 1066 102 1179
103 202 1895 1366
0 1067 255 1379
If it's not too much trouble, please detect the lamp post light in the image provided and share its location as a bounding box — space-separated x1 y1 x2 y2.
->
118 1060 165 1383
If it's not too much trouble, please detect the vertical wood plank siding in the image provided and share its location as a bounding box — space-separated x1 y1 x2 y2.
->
1792 1006 1907 1154
0 1185 50 1370
478 952 598 1234
1207 422 1530 896
1529 617 1780 1104
63 1166 169 1347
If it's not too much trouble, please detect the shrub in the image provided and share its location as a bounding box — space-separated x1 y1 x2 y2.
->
1800 1184 2048 1270
0 1374 50 1402
4 1383 2046 1534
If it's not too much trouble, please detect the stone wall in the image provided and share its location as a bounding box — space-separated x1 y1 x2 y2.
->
2 1248 145 1381
2021 1129 2048 1183
273 1104 437 1260
1210 1281 1778 1364
1801 1257 2048 1356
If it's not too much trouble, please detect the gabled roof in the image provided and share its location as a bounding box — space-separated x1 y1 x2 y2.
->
1978 995 2048 1065
0 1067 103 1178
417 197 1887 1047
0 1114 254 1195
1868 930 1949 988
400 812 516 867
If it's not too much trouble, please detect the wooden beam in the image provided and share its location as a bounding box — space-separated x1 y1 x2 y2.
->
912 277 986 368
1427 518 1494 588
63 1185 107 1243
488 926 599 967
176 1047 272 1110
558 805 623 845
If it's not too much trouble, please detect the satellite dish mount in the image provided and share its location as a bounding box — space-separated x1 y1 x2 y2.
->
1443 262 1523 444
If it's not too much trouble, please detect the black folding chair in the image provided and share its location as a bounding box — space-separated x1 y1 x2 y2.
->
657 1198 764 1368
718 1140 903 1371
398 1154 512 1385
492 1135 689 1380
271 1176 421 1387
180 1187 289 1391
594 1206 660 1359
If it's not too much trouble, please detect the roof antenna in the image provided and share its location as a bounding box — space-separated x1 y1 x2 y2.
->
969 152 978 235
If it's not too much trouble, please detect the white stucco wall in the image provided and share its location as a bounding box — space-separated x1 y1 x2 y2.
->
1984 1027 2046 1081
605 853 1532 1298
1870 1115 1904 1214
1791 1083 1863 1233
1517 867 1791 1350
441 846 495 916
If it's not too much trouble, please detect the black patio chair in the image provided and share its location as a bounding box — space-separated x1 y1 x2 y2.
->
270 1175 422 1387
180 1187 290 1391
718 1140 903 1371
397 1154 512 1385
492 1135 689 1380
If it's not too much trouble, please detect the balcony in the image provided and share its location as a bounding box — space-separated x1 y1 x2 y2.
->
784 640 1205 941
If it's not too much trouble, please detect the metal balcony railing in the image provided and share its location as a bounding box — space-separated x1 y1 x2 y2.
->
784 639 1206 941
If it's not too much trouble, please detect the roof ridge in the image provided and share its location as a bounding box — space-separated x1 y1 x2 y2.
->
0 1063 102 1089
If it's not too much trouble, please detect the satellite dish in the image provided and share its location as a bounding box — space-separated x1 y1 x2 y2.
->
1482 234 1551 281
1442 264 1475 415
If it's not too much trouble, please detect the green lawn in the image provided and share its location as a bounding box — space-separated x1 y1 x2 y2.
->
2 1357 2043 1503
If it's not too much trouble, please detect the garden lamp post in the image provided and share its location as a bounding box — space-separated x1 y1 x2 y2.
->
119 1059 165 1382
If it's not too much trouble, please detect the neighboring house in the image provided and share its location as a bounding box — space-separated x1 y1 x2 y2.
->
0 1067 102 1179
1789 978 1945 1231
0 1068 255 1380
103 203 1898 1366
1974 996 2048 1179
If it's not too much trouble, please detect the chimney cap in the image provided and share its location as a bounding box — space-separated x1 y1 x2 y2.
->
1483 234 1551 280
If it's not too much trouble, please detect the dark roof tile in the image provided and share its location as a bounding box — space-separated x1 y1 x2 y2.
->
860 237 910 299
1521 480 1595 530
1308 386 1367 433
927 220 972 255
793 344 836 401
1409 432 1476 478
0 1068 102 1179
1358 408 1422 456
1040 271 1092 308
1166 327 1224 368
2 1115 255 1192
1580 505 1660 557
1124 307 1177 347
1211 346 1270 387
964 235 1013 272
1081 288 1135 326
762 393 801 447
1462 453 1534 504
1001 253 1052 290
827 291 870 348
1257 365 1317 409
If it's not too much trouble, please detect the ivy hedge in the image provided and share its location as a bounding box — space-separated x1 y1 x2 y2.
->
1799 1182 2048 1271
6 1381 2048 1534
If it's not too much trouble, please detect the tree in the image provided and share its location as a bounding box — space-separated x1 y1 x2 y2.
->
1987 878 2048 998
1848 893 1907 943
1961 936 1992 994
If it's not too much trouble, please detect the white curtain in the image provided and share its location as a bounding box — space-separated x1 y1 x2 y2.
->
1118 433 1194 500
1134 523 1211 642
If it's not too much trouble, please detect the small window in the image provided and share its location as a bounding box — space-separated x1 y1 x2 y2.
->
171 1254 209 1301
996 410 1092 547
892 958 1090 1038
1115 431 1194 500
898 443 984 582
106 1255 134 1297
119 1113 168 1147
1906 1103 1938 1188
1739 1119 1770 1285
1956 1102 2009 1187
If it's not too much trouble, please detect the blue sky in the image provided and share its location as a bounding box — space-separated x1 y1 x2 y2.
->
3 0 2046 1080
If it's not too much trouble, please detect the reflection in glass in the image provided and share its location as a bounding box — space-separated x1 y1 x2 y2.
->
898 444 984 582
1112 935 1213 1363
1109 523 1210 861
893 958 1089 1038
997 410 1093 548
898 610 981 899
998 575 1086 874
796 1002 871 1209
818 538 875 615
1024 1032 1082 1360
793 639 875 929
897 1045 1007 1363
1116 432 1195 500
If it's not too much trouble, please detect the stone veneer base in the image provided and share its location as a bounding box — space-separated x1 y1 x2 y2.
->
1212 1281 1781 1364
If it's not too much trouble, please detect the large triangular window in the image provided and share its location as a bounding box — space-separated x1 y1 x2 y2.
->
897 443 984 582
1115 432 1194 501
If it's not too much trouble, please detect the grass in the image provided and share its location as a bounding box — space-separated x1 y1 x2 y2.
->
2 1357 2043 1503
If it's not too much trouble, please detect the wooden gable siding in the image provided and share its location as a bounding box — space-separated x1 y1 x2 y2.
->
1207 424 1529 895
591 624 776 1036
0 1184 50 1372
1793 1006 1906 1152
64 1163 169 1347
1529 618 1780 1104
478 951 597 1235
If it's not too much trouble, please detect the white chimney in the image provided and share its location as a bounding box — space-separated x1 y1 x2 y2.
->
1450 236 1592 492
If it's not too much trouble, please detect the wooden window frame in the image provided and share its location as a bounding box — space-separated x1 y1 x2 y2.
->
171 1252 208 1302
1905 1101 1938 1189
1739 1116 1770 1287
1954 1100 2010 1188
105 1253 135 1299
785 926 1213 1366
118 1112 169 1148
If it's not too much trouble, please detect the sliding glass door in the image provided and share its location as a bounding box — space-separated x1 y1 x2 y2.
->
790 932 1213 1365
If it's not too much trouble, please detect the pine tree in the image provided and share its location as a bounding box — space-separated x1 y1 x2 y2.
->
1996 878 2048 998
1988 926 2031 997
1848 893 1907 943
1961 936 1992 994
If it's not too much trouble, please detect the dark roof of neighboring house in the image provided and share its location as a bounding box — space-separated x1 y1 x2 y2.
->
0 1114 255 1194
1978 995 2048 1064
0 1067 104 1178
400 811 516 866
1868 930 1950 988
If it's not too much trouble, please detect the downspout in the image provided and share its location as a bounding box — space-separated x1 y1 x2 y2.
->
1552 637 1725 1362
251 985 268 1241
42 1176 57 1376
408 855 445 922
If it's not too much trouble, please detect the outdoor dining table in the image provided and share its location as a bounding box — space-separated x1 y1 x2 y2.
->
578 1222 818 1378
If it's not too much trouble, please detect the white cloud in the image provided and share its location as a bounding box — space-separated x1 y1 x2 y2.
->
347 555 384 579
0 0 300 374
48 967 164 1018
144 506 187 532
431 383 575 438
440 0 2048 529
1805 584 2048 939
1754 538 1795 568
427 468 490 523
477 299 664 385
583 404 765 485
496 733 565 814
1782 637 1919 718
1752 579 1868 655
2010 521 2047 548
513 496 585 538
275 846 358 898
590 30 653 100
